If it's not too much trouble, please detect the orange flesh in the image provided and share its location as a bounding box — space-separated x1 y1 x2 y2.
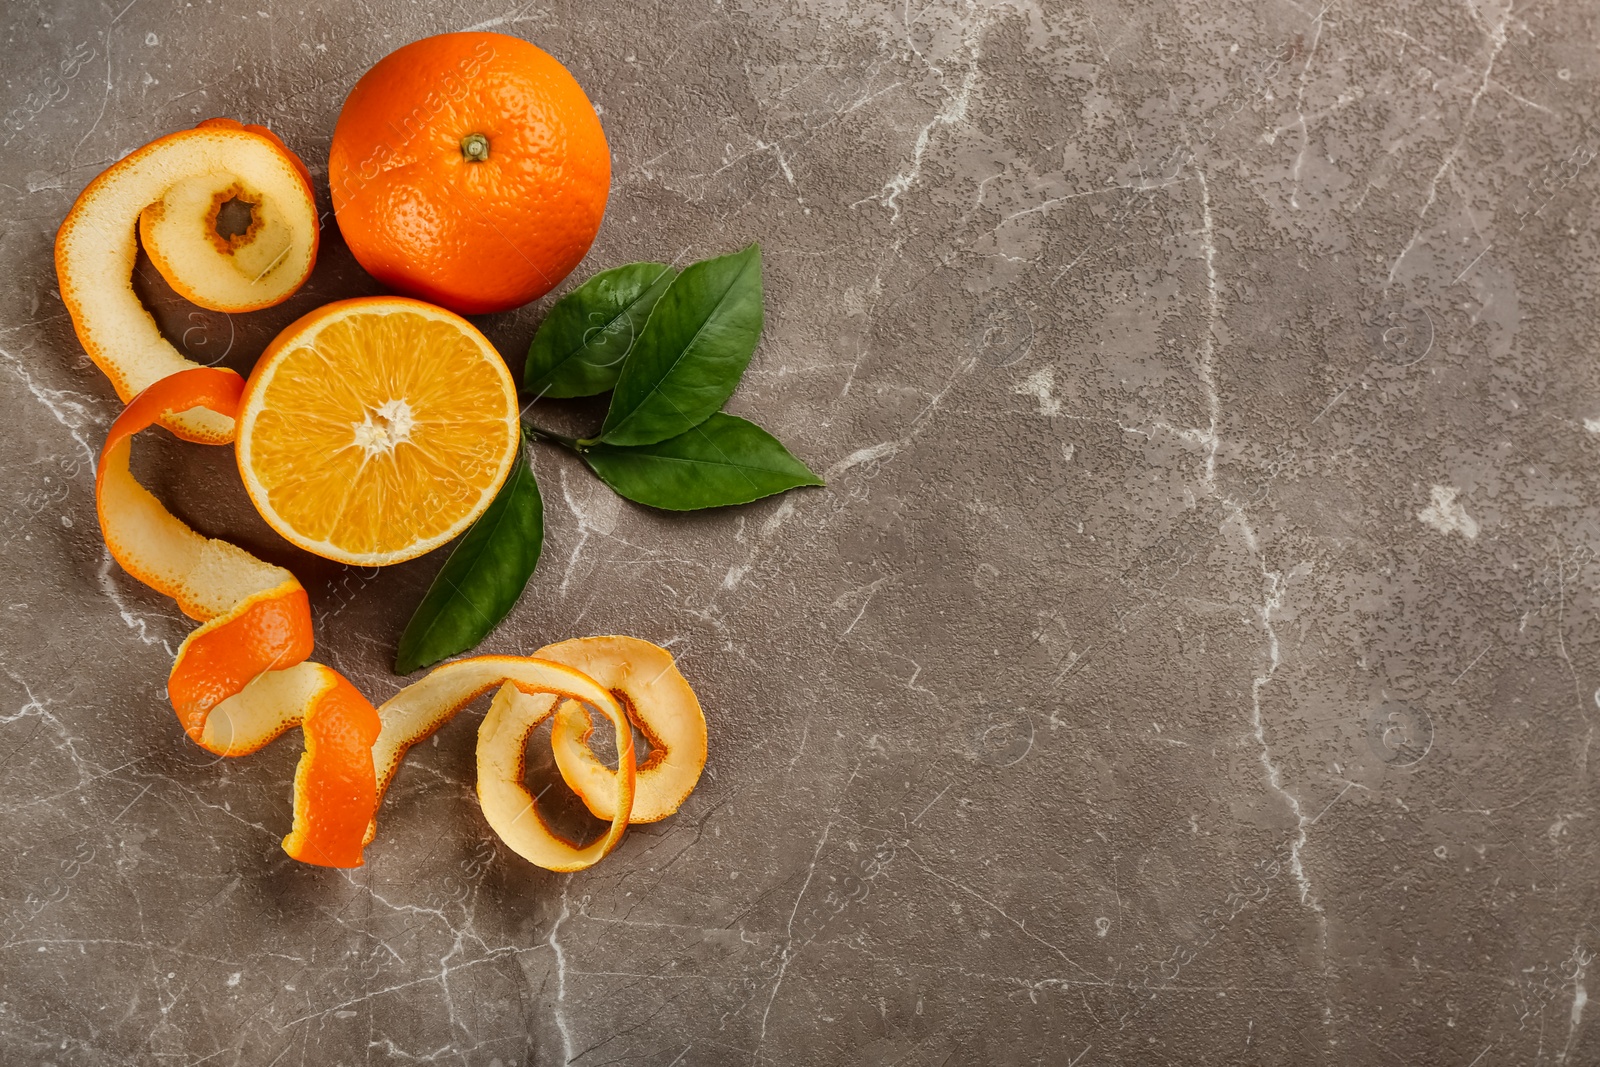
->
236 298 520 565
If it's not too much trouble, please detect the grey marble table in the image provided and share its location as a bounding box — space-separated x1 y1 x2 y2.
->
3 1 1597 1064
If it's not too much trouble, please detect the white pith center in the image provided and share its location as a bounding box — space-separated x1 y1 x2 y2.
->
352 398 415 457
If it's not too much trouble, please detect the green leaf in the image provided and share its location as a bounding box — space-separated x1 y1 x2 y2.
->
394 442 544 674
523 262 677 399
581 412 821 510
595 244 763 447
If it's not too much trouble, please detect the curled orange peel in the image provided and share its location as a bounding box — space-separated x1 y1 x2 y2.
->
96 366 381 868
56 117 319 441
95 366 286 618
543 636 708 824
66 120 711 875
364 657 638 871
93 368 671 871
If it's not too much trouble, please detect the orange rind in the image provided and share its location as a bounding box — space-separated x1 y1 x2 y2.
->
167 579 315 745
95 366 290 619
96 366 380 868
367 656 636 871
543 636 707 823
96 373 706 870
282 666 384 868
57 118 319 442
478 683 625 872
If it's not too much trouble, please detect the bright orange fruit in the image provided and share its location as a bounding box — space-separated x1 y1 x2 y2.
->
235 296 521 566
328 32 611 314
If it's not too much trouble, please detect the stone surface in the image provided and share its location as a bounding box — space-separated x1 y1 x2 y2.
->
2 0 1598 1063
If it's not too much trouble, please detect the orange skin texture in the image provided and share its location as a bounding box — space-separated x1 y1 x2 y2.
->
96 368 380 868
288 673 383 868
95 366 246 501
167 586 315 741
328 32 611 314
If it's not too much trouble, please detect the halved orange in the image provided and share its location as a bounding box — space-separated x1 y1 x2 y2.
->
236 296 520 565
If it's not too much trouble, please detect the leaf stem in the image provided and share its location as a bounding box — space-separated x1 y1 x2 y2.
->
523 422 582 451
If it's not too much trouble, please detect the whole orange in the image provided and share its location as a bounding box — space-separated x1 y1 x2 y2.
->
328 32 610 315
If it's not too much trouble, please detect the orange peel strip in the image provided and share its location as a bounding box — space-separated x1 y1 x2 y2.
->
56 117 318 442
543 636 707 823
283 665 382 869
167 579 314 744
95 365 290 620
368 656 637 871
95 367 379 868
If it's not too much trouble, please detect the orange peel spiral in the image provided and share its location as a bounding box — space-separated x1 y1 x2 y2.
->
543 636 707 823
96 367 381 868
367 658 638 872
56 117 319 442
62 119 709 874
